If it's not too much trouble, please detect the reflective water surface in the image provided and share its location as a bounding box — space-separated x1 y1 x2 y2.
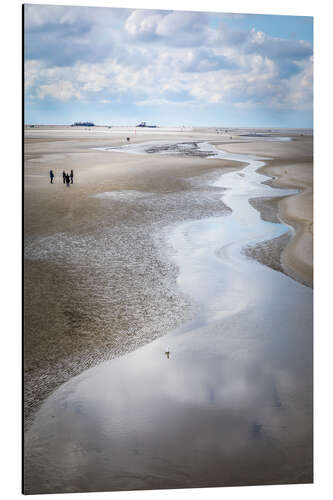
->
24 146 312 493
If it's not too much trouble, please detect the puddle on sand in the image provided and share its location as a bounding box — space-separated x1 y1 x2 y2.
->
24 147 313 494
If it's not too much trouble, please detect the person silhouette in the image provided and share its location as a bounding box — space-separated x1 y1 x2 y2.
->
63 171 66 184
65 173 70 186
49 170 54 184
70 170 74 184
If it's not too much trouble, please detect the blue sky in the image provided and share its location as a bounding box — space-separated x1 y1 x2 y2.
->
24 4 313 127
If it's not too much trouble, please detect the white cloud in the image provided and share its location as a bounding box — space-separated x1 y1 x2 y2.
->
276 56 313 109
125 10 162 38
76 63 110 92
24 60 44 88
155 11 204 37
28 46 313 111
25 5 64 28
25 7 313 113
135 98 198 107
37 80 82 101
124 9 210 46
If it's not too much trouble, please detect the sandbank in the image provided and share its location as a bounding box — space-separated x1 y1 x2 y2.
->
219 136 313 286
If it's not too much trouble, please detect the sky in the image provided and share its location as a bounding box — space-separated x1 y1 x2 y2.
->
24 4 313 128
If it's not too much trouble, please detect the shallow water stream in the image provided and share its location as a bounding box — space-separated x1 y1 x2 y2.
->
24 144 313 493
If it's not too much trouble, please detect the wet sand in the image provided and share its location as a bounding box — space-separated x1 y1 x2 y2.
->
219 137 313 286
24 130 313 493
24 128 313 425
24 127 246 425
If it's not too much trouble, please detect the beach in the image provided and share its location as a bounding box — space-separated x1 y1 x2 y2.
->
24 126 247 425
219 136 313 286
24 126 313 493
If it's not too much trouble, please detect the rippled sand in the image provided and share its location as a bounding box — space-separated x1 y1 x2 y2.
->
24 128 245 426
24 130 313 493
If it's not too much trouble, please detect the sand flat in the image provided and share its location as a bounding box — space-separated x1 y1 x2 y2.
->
24 128 313 427
219 137 313 286
24 128 245 425
24 128 313 493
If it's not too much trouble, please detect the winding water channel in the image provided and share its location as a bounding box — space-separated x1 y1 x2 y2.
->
25 142 313 493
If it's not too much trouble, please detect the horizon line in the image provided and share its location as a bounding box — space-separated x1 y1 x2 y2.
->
24 123 314 130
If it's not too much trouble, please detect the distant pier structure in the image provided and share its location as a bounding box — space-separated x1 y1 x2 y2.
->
71 122 95 127
136 121 157 128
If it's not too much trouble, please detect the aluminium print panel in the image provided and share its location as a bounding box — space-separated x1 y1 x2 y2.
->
23 3 313 494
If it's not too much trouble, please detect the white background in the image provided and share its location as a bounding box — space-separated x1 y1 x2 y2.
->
1 0 332 499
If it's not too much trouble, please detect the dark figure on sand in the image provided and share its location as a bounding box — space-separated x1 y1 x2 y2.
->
65 173 70 186
63 171 66 184
70 170 73 184
49 170 54 184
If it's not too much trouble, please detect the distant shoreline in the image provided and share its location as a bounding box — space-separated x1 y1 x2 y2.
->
24 123 313 132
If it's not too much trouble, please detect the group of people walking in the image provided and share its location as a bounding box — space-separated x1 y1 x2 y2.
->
63 170 74 186
49 170 74 186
